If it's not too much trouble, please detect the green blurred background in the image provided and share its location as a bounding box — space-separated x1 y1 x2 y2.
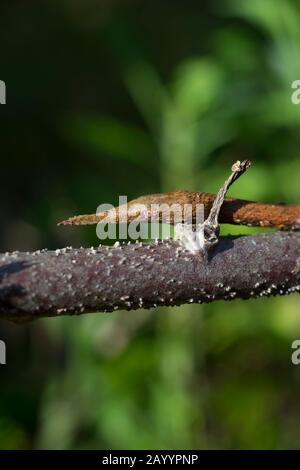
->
0 0 300 450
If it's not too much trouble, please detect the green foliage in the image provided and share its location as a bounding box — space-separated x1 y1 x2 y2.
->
0 0 300 450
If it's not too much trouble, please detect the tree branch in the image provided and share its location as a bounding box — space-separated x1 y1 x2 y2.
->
0 232 299 322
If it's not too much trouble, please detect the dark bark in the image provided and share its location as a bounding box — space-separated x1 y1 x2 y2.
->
0 232 299 322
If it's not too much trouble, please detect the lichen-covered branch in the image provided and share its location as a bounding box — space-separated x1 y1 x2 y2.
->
0 232 299 322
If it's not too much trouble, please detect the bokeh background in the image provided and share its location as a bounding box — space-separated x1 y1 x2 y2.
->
0 0 300 450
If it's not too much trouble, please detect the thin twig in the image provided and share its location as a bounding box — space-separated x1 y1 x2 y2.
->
205 160 252 229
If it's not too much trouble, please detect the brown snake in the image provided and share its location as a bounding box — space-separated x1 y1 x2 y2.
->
58 190 300 231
